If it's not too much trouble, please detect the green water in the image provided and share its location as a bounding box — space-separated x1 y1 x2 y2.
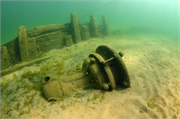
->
1 0 179 45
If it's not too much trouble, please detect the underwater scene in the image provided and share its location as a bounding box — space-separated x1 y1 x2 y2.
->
1 0 180 118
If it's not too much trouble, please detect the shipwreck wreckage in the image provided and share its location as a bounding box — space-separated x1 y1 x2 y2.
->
43 45 131 101
1 12 130 101
1 12 111 70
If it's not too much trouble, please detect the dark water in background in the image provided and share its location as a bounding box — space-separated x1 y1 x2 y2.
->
1 0 180 45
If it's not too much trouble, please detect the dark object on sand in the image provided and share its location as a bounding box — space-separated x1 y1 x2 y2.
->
42 45 130 101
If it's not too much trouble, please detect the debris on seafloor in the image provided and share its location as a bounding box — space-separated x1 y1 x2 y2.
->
42 45 131 101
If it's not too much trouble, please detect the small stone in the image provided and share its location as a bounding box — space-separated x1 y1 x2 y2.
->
103 83 109 90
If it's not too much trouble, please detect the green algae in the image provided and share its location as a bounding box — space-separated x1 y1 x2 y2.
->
100 92 105 102
139 110 144 113
147 98 156 109
21 71 43 92
61 105 66 110
21 71 40 80
1 81 10 94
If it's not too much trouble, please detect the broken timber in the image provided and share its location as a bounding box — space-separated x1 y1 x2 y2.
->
1 12 111 70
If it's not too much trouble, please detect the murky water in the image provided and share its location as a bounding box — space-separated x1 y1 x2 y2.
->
1 0 179 45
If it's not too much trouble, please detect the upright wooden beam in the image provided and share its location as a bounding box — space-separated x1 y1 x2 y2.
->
89 14 99 37
1 46 10 69
102 15 110 36
71 12 81 43
18 26 30 62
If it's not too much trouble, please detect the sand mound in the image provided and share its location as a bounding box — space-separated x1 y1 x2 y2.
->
1 33 179 118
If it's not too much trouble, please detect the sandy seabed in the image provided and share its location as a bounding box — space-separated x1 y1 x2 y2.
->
1 33 180 119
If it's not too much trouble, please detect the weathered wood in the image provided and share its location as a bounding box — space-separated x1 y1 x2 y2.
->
1 56 51 77
89 14 99 37
102 15 110 36
27 24 69 38
1 13 111 71
80 24 90 41
63 35 73 47
71 12 81 43
36 31 64 53
28 37 38 60
4 37 21 64
18 26 30 62
1 46 10 69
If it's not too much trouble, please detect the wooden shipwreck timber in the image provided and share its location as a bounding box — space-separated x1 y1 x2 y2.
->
1 12 111 70
1 12 131 102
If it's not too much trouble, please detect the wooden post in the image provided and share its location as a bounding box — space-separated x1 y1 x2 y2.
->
1 46 10 69
89 14 99 37
102 15 110 36
71 12 81 43
18 26 30 62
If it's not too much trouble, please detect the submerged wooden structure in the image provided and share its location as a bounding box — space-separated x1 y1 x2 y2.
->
1 12 111 70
